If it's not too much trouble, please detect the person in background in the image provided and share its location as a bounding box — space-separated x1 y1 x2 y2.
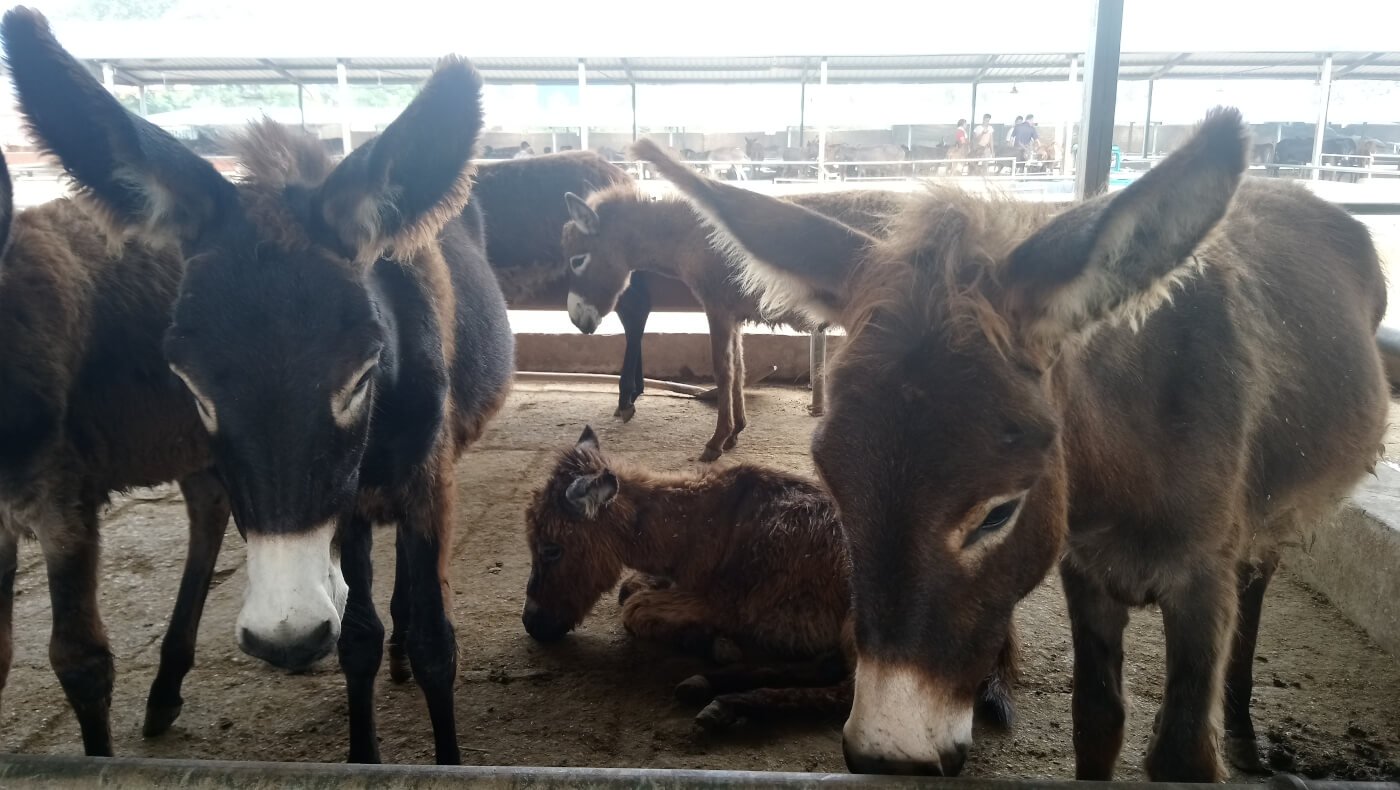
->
1012 115 1039 161
513 141 535 159
974 113 995 158
1007 115 1023 145
954 119 968 147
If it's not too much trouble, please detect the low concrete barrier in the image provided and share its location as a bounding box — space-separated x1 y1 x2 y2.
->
0 754 1391 789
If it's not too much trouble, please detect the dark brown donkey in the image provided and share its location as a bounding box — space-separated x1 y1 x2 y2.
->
0 146 235 754
4 9 514 764
562 185 902 460
634 110 1388 780
521 427 1017 731
471 151 656 418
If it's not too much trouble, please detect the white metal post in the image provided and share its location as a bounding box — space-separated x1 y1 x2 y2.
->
337 60 352 155
551 131 558 153
101 62 115 92
1143 78 1154 156
817 58 828 180
1311 54 1333 181
138 84 148 116
1060 55 1078 175
578 59 589 151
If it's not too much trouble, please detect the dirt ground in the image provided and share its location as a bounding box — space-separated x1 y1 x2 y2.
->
1 384 1397 781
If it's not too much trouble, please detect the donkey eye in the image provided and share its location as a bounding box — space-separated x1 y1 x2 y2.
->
540 543 564 563
569 254 589 274
978 500 1021 532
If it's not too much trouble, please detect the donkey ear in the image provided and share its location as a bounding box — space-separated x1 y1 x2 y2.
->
316 56 484 264
1004 107 1248 351
576 425 600 451
2 7 234 245
0 150 13 262
631 138 875 324
565 471 618 515
565 192 600 235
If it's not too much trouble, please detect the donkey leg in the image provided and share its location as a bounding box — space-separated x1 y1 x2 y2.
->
976 621 1020 729
0 530 16 711
617 570 671 606
700 311 736 462
399 471 461 765
1224 553 1279 774
1146 566 1237 782
39 499 114 756
144 468 230 737
1063 561 1129 780
338 514 384 764
723 329 747 450
387 537 412 683
621 588 726 659
677 654 848 705
698 678 853 731
615 274 652 421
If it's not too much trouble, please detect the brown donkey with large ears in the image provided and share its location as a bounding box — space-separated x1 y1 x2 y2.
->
633 109 1388 780
3 7 514 764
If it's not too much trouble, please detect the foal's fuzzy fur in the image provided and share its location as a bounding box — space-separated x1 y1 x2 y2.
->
522 428 1018 729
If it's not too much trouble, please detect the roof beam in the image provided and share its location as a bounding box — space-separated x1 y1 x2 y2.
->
259 58 302 85
972 54 999 81
1334 51 1384 77
619 57 636 85
1149 52 1190 79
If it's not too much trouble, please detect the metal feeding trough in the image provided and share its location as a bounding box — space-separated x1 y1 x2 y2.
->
0 756 1396 790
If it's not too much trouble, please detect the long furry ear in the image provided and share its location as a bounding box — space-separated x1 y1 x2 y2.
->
316 55 484 265
2 6 235 245
631 138 875 324
0 150 12 264
565 192 600 235
1004 107 1248 352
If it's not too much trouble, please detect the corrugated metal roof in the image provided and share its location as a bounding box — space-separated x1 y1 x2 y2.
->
84 51 1400 87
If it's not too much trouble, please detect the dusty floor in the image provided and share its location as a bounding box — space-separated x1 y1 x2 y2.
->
1 384 1398 781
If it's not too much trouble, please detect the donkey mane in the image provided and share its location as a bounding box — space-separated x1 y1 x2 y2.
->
845 188 1055 361
230 119 334 189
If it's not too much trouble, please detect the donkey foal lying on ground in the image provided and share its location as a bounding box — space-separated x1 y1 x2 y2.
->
521 427 1018 730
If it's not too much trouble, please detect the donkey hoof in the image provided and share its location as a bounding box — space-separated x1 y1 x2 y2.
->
615 405 636 422
722 434 739 451
711 637 743 665
1226 735 1267 774
142 702 183 738
389 652 413 684
695 700 741 731
675 675 715 705
699 446 723 463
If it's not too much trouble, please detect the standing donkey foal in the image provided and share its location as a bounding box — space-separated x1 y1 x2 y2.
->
634 110 1388 780
3 8 514 764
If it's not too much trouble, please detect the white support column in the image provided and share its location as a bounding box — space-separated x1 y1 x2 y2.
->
138 84 148 116
817 58 829 179
551 130 558 153
101 62 115 92
1311 53 1333 182
337 60 352 155
578 59 589 151
1060 54 1078 175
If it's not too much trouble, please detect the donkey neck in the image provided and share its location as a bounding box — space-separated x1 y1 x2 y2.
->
612 199 711 280
610 472 732 578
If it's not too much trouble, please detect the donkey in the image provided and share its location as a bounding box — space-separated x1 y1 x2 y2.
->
521 427 1017 731
470 151 655 418
0 140 238 755
4 9 515 764
633 108 1388 780
562 184 903 461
